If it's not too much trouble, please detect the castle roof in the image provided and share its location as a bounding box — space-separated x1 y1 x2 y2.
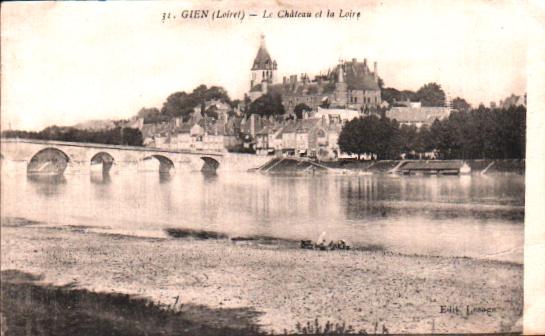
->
269 82 329 97
335 60 380 91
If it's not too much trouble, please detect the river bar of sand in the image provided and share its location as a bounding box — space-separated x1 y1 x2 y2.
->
0 217 522 334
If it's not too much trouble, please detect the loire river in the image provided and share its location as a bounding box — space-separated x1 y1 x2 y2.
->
1 163 524 263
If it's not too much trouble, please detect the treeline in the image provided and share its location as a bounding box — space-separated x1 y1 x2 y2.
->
381 82 447 107
138 85 236 124
338 105 526 160
1 126 144 146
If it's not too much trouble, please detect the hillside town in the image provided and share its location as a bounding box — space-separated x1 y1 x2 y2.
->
118 34 524 161
2 34 527 162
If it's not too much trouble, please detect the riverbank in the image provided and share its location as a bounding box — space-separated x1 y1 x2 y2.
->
1 217 523 334
321 159 525 174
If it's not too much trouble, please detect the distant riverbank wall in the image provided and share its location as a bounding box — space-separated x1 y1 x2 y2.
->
219 153 271 172
322 159 525 175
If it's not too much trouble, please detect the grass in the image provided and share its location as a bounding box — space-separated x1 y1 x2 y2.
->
288 318 389 335
0 270 265 336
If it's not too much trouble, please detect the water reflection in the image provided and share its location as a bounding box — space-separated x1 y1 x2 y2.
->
159 172 173 184
27 174 67 197
202 171 218 182
90 172 112 185
1 168 524 263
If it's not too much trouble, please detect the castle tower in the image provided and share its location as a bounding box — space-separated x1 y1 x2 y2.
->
334 62 348 107
250 34 277 90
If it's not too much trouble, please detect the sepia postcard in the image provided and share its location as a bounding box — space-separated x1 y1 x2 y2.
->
1 1 544 335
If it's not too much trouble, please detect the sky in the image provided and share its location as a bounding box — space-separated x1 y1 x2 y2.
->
1 0 529 131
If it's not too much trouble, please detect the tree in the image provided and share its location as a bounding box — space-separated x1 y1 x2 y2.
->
381 88 416 105
451 97 471 113
204 106 219 119
398 124 419 155
381 87 401 105
338 115 401 160
247 91 285 117
160 85 231 121
120 127 144 146
137 107 167 123
293 103 312 119
1 126 144 146
161 91 194 120
415 125 434 153
415 82 446 107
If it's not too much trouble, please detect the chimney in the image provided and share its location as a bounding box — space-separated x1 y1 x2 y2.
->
374 61 378 77
283 76 287 85
352 58 357 63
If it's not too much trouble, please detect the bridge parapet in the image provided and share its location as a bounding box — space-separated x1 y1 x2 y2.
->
1 138 223 157
2 138 278 174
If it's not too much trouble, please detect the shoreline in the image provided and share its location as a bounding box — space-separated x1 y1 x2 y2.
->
1 217 523 334
4 217 523 266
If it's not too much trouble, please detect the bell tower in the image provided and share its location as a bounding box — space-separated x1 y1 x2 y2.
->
250 34 277 89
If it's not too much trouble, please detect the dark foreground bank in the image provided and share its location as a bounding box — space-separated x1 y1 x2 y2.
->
0 270 264 336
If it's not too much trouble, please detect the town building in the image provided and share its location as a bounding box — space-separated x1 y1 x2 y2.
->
386 101 451 128
248 35 382 115
250 114 343 160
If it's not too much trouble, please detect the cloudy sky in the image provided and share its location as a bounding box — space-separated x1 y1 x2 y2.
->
1 0 529 130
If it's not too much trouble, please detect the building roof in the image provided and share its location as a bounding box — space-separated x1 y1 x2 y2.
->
251 36 275 71
341 60 380 91
386 107 451 124
281 121 297 134
315 107 360 122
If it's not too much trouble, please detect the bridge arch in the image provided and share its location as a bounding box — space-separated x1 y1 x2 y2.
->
90 152 115 175
201 156 220 172
142 155 174 173
27 147 70 176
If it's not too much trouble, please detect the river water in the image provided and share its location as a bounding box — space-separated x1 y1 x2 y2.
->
1 162 524 263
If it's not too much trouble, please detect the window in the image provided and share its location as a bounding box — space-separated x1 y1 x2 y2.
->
354 97 357 103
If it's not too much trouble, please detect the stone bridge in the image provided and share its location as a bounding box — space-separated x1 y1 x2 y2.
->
0 139 270 176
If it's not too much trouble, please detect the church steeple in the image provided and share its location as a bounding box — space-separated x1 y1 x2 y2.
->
252 34 275 71
250 34 277 89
